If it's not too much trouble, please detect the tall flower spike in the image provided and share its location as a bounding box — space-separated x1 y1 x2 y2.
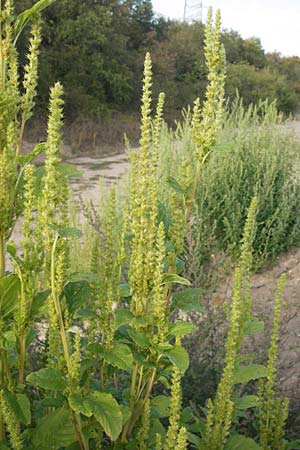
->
165 368 182 450
0 391 22 450
258 274 289 450
192 8 226 160
38 82 64 270
152 92 165 167
136 399 150 450
175 427 188 450
129 52 157 316
20 18 41 145
153 221 167 341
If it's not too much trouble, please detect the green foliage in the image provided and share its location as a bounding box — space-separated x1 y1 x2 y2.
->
0 4 296 450
16 0 300 134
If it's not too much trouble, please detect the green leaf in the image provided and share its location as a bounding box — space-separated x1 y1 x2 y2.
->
234 364 268 384
6 242 16 258
176 258 185 274
88 392 122 441
3 331 16 345
74 309 97 319
164 346 189 373
127 328 150 348
102 343 133 370
168 322 197 337
235 395 258 410
19 143 46 166
172 288 204 313
287 441 300 450
243 319 264 335
14 0 56 43
30 289 51 318
26 368 66 391
114 309 133 329
63 280 91 314
33 408 76 450
25 327 38 348
5 392 31 425
68 393 93 417
162 274 191 286
157 201 171 231
119 283 131 298
224 434 262 450
0 274 20 318
151 395 170 418
68 272 99 283
167 176 186 195
48 224 82 239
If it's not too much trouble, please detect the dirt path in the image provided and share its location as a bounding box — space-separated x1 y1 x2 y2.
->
66 153 129 203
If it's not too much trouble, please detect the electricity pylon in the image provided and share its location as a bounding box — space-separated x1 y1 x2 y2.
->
183 0 207 23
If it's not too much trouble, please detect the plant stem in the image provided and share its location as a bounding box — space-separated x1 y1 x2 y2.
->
51 235 88 450
127 368 157 438
19 332 26 384
121 363 139 443
0 235 5 278
51 235 70 370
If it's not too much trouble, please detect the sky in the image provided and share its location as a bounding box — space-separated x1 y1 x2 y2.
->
151 0 300 57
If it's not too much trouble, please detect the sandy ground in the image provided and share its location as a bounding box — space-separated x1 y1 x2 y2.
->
66 153 129 203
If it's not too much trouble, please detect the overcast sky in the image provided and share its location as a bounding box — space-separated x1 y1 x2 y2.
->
152 0 300 57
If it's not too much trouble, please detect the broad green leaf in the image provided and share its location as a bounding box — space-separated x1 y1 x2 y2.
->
234 364 268 384
162 274 191 286
149 417 166 444
87 343 104 354
235 395 258 410
127 328 150 348
33 408 76 450
48 224 82 239
74 309 97 319
157 201 171 230
0 274 20 318
102 343 133 370
172 288 204 313
5 392 31 425
181 406 193 423
287 441 300 450
120 405 131 425
114 309 133 329
68 272 99 283
176 258 185 274
19 142 46 166
88 392 122 441
224 434 262 450
68 393 93 417
243 319 264 335
164 346 189 373
119 283 131 298
151 395 170 418
3 331 16 345
30 289 51 318
26 368 66 391
25 327 38 348
15 1 56 43
63 280 91 314
167 176 186 195
168 322 197 337
187 431 202 448
6 242 16 258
